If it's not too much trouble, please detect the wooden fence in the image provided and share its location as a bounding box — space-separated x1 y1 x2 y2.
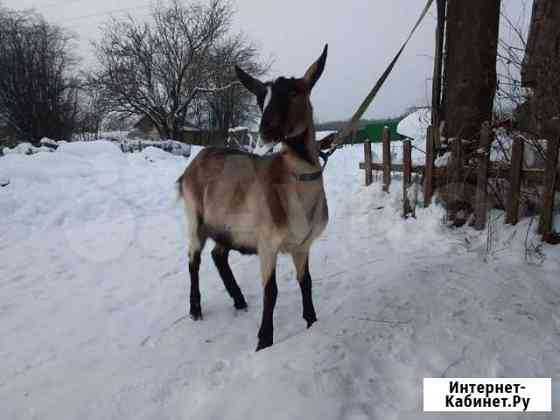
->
360 122 560 244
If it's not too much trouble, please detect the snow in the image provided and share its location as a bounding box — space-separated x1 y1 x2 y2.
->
228 126 249 133
39 137 59 149
1 143 559 419
396 108 431 164
316 130 337 139
2 142 54 156
397 108 430 141
3 136 192 158
435 151 451 167
57 139 122 157
342 108 432 166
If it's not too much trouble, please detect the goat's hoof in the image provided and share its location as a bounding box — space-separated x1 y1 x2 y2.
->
234 299 248 311
256 339 273 352
190 307 203 321
305 316 317 329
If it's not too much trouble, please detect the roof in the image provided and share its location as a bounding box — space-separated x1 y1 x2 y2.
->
133 115 201 132
355 119 407 143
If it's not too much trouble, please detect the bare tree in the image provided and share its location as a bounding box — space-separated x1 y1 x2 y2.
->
204 34 269 134
92 0 233 140
438 1 501 225
73 82 108 140
495 2 529 117
0 9 81 144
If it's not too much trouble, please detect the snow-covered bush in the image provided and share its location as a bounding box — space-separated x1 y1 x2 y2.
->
2 142 54 156
1 137 191 158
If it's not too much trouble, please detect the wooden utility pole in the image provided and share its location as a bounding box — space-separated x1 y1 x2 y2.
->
539 120 560 241
431 0 446 130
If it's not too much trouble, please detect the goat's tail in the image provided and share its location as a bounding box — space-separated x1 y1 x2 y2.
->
176 173 184 201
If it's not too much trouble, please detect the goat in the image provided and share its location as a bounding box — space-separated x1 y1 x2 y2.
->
177 45 329 351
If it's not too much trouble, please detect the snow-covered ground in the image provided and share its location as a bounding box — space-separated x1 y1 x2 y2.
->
1 142 559 420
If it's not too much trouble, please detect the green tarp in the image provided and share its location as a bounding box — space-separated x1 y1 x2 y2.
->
351 120 407 144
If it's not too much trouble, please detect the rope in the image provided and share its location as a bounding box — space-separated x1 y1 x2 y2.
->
325 0 435 161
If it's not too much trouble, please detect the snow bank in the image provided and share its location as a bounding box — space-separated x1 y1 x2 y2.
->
119 138 192 157
228 126 249 133
316 130 337 139
139 145 175 162
394 108 431 164
2 142 54 156
397 108 430 141
57 140 121 157
39 137 59 149
3 136 192 158
1 143 559 419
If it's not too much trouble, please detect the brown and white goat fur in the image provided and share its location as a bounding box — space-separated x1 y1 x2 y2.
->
178 45 329 351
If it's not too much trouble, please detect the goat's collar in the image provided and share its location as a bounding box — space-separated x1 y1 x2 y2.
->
281 129 322 182
292 169 323 182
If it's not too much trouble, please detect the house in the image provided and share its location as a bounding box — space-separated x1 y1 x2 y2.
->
128 116 226 146
0 115 18 149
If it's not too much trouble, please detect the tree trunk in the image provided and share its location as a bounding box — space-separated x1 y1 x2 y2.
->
442 0 501 143
522 0 559 88
155 120 171 140
521 0 560 134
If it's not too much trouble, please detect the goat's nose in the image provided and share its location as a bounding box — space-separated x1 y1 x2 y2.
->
260 123 281 141
260 119 279 133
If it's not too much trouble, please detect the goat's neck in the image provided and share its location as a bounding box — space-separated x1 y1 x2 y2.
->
281 124 320 173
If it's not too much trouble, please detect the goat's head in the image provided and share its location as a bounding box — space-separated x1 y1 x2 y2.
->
235 44 328 143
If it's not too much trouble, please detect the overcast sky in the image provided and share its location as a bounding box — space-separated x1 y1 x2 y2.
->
3 0 533 122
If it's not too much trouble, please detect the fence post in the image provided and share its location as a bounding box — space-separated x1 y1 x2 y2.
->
539 120 560 241
506 135 524 225
382 127 392 192
363 141 373 186
474 122 492 230
423 125 435 207
403 140 413 217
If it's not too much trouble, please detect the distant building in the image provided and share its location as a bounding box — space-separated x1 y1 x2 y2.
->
355 119 407 143
0 115 18 148
128 115 226 146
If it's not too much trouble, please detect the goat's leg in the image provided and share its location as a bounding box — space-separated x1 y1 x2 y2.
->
189 249 203 320
187 214 206 320
291 251 317 328
211 244 248 310
256 250 278 351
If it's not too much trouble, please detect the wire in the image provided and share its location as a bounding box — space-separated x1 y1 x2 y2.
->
64 4 152 23
18 1 152 26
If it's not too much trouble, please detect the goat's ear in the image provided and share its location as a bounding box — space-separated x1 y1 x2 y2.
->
235 65 266 97
303 44 328 90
